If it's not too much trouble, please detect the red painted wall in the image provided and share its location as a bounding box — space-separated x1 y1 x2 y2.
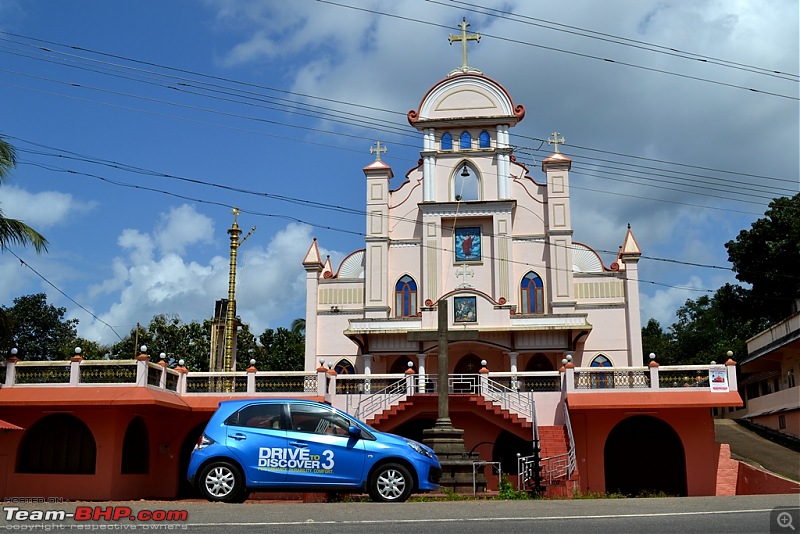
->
737 462 800 495
570 407 718 496
0 406 211 501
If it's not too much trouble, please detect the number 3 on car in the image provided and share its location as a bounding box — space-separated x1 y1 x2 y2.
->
187 399 442 503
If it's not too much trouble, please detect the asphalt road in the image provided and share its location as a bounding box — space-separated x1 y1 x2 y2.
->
2 494 799 534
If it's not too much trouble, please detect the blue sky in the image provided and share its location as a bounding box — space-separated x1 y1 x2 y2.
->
1 0 797 347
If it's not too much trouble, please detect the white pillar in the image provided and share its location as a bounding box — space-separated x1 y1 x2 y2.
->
363 355 372 394
509 351 519 390
417 353 427 392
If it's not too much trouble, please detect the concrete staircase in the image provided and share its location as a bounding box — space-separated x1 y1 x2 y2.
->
366 394 581 496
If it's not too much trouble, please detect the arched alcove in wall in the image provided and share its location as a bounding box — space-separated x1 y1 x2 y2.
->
17 413 96 474
604 415 687 496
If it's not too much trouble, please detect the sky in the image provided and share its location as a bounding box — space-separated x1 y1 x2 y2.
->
0 0 797 348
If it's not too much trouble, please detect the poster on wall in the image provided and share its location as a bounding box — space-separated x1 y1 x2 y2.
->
709 366 729 392
454 227 481 263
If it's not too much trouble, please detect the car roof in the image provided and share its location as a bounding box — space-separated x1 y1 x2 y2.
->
216 398 329 411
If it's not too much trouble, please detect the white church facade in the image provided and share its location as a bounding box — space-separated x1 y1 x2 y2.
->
302 33 644 390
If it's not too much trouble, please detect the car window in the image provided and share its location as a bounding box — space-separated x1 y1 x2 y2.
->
289 405 351 436
225 404 284 430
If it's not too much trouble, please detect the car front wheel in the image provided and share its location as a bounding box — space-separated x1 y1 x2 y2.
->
198 461 247 503
368 463 413 502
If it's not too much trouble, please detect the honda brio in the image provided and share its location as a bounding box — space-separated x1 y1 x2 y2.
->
187 399 442 503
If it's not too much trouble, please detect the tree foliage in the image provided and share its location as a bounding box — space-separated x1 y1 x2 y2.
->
2 293 78 360
106 315 212 370
258 327 305 371
725 192 800 323
0 136 48 254
642 194 800 364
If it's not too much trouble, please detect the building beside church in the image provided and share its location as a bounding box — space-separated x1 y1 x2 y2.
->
4 20 794 502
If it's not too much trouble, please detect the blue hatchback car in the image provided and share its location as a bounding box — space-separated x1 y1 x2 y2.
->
187 399 442 503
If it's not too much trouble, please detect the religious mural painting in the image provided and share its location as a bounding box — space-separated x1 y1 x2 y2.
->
454 227 481 263
454 296 477 323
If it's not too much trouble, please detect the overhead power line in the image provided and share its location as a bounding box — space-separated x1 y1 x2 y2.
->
316 0 798 100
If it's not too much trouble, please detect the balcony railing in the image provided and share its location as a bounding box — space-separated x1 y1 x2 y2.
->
1 357 737 402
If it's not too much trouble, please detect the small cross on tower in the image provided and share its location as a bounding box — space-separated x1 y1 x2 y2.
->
370 141 387 161
449 18 480 73
547 132 566 154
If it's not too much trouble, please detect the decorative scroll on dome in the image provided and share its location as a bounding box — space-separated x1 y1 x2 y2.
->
572 243 604 273
337 250 366 279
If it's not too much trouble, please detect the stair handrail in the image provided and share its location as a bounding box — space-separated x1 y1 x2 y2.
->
563 402 577 478
483 377 534 419
353 375 413 420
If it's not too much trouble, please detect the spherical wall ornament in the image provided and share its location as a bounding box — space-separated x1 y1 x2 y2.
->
649 353 656 360
140 345 147 353
250 359 256 366
178 359 185 367
160 353 166 360
74 347 82 355
10 348 18 356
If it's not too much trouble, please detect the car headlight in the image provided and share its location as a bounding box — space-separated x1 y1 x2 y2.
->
407 440 434 460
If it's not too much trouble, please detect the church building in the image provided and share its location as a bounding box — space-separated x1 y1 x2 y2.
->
301 19 743 496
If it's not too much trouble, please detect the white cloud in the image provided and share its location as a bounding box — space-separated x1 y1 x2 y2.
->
77 204 343 345
1 186 89 228
639 276 706 328
155 204 214 255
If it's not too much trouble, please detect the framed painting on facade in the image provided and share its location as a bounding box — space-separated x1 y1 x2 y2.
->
454 296 477 323
454 227 481 263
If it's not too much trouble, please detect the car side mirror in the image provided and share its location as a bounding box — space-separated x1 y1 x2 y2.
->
348 425 362 439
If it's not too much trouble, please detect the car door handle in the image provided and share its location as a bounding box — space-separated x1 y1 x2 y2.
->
229 433 247 441
290 442 308 448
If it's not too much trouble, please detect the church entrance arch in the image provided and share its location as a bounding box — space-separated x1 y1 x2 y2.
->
454 353 482 374
492 430 532 475
603 415 687 496
525 353 554 372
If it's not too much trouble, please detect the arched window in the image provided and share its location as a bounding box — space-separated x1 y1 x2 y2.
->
479 131 491 148
395 275 417 317
334 359 356 375
591 355 612 367
460 131 472 150
17 413 96 474
454 163 479 201
441 133 453 151
520 272 544 314
121 416 149 474
591 354 613 389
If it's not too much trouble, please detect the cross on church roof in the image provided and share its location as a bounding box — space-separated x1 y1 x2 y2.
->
547 132 566 153
449 18 480 73
370 141 387 161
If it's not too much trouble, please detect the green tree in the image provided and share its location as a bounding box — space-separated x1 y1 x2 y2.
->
2 293 78 360
258 327 304 371
640 318 678 365
725 193 800 324
0 137 48 253
106 315 212 370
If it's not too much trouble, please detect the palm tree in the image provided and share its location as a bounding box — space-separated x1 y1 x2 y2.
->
290 318 306 337
0 137 48 253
